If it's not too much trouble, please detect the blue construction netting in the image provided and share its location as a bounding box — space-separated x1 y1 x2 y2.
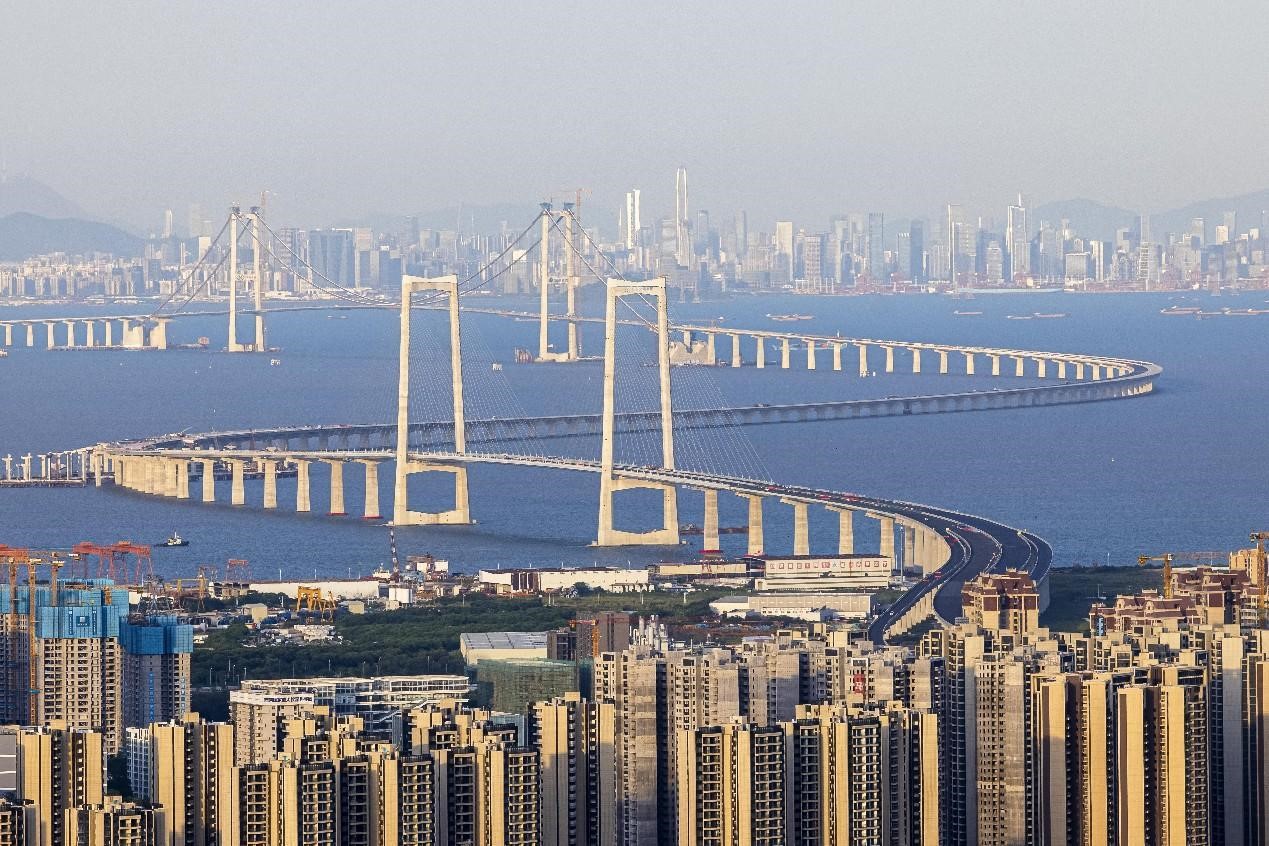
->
120 616 194 655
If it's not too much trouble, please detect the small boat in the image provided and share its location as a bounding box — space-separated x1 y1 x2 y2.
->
953 310 983 316
1032 312 1068 319
491 362 504 372
159 532 189 547
1006 314 1034 320
270 359 282 366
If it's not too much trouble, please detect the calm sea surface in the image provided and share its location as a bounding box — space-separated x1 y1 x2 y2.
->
1 290 1265 579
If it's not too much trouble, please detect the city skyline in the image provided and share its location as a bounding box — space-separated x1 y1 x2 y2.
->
3 3 1268 230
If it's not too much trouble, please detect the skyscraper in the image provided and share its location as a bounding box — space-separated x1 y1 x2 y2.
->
1006 197 1030 280
909 221 926 284
675 167 690 267
775 221 794 283
622 190 641 251
867 213 886 282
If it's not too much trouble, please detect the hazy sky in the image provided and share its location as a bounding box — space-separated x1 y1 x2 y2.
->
4 1 1268 232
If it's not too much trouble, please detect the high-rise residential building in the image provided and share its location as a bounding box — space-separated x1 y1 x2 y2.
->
897 230 912 279
0 796 36 846
120 616 193 730
866 213 886 282
69 798 165 846
532 693 618 846
308 228 356 288
732 211 748 261
12 722 106 846
1223 210 1238 240
675 167 690 267
1006 198 1030 280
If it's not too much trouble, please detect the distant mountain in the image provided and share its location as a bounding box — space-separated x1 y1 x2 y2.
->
1030 198 1138 241
1149 188 1269 240
0 175 88 220
0 212 143 261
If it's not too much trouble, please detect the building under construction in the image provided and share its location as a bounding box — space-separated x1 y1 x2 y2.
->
0 578 192 753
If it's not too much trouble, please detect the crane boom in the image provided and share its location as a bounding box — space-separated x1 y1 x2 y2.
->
1138 553 1175 599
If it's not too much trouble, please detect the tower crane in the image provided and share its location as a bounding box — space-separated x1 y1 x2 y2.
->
1138 553 1175 599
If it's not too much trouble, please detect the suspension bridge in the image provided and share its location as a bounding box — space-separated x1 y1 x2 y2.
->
0 204 1158 637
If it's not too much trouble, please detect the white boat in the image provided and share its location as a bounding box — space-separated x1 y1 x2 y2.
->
270 359 282 366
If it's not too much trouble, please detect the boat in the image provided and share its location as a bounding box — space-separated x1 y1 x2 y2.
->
1006 314 1034 320
159 532 189 547
270 359 281 366
1032 312 1068 319
1160 306 1201 316
491 362 504 372
953 310 983 316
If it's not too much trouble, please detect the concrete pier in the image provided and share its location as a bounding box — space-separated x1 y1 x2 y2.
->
1035 358 1047 378
832 343 842 371
730 334 741 367
858 344 868 376
964 351 975 375
884 346 895 373
295 460 311 512
706 333 716 365
702 489 719 551
361 461 380 519
84 321 96 347
879 515 896 563
327 460 346 516
938 350 949 374
45 323 55 349
903 525 916 570
780 338 790 369
174 460 189 499
990 354 1001 376
63 321 76 347
262 461 278 508
1013 356 1024 377
806 339 816 370
105 321 113 347
230 460 246 506
830 507 855 554
911 347 921 374
1057 360 1067 379
201 460 215 502
786 499 810 555
746 495 764 555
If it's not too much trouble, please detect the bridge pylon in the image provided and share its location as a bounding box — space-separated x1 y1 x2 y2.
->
595 276 679 546
393 275 472 526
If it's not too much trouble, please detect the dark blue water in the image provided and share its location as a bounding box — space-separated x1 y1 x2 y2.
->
1 291 1265 579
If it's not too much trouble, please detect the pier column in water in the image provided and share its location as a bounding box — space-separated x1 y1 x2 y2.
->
1013 356 1025 377
360 461 380 519
702 489 719 551
105 320 114 347
1035 358 1047 378
2 324 10 346
201 460 215 502
1057 360 1067 379
832 343 842 371
1091 364 1102 380
730 334 741 367
911 347 922 374
745 495 764 555
963 351 975 375
230 460 246 506
63 321 76 347
262 461 277 509
989 354 1001 376
806 339 816 370
755 337 765 369
26 324 35 347
84 321 95 347
174 459 188 499
784 499 810 555
780 338 790 369
858 343 868 376
939 350 949 374
706 333 716 365
45 322 56 349
327 460 346 516
884 346 895 373
295 460 311 512
829 507 855 554
879 516 896 568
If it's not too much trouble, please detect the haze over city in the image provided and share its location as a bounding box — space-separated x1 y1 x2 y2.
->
4 1 1269 230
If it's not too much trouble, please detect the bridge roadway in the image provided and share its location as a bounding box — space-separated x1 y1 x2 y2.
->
96 445 1050 641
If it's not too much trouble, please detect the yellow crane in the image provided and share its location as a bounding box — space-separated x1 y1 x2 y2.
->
1138 553 1175 599
295 586 335 622
1252 532 1269 624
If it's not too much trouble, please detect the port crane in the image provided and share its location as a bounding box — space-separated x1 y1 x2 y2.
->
295 586 336 621
1138 553 1175 599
